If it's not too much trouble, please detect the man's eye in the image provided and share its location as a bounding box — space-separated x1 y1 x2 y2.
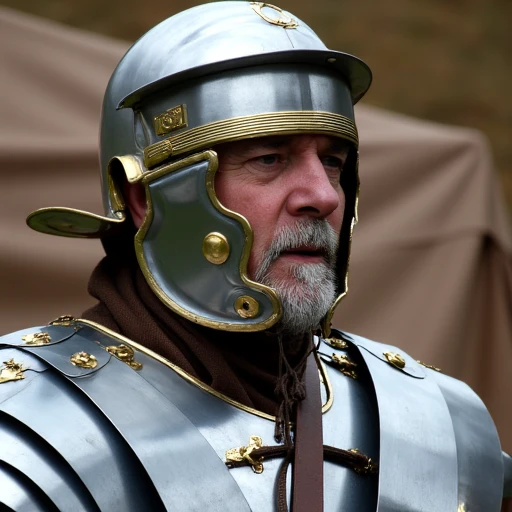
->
255 154 280 165
321 156 344 171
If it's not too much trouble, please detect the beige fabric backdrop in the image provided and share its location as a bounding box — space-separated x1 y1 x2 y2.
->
1 7 511 450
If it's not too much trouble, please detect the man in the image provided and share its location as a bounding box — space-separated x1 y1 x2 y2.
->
1 2 510 511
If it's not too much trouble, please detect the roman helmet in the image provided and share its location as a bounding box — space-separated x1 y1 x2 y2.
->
27 1 372 336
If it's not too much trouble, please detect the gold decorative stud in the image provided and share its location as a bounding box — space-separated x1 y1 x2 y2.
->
417 360 441 372
70 351 98 369
154 104 188 136
49 315 75 326
331 353 358 379
22 332 51 345
325 337 348 350
235 296 259 319
250 2 298 29
0 359 26 384
202 232 230 265
226 435 264 473
383 351 406 370
106 344 142 371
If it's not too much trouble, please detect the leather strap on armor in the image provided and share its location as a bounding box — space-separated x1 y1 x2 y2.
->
292 351 324 512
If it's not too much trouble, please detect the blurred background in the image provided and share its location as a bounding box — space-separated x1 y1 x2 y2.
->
2 0 511 215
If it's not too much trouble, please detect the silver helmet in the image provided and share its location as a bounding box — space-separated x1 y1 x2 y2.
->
28 1 372 335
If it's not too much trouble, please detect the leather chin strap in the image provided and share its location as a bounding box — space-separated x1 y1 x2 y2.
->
292 350 324 511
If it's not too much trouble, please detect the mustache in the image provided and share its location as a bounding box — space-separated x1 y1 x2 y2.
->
255 219 339 281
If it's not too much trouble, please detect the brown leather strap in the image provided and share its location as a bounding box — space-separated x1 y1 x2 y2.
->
292 351 324 511
502 498 512 512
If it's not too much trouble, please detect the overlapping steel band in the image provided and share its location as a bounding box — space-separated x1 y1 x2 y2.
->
144 111 358 169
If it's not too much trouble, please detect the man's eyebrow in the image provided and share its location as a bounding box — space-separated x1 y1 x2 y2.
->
238 136 351 152
327 139 351 153
257 137 288 149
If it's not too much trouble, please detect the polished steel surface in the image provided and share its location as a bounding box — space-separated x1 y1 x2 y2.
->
136 155 279 330
1 326 251 511
115 2 370 107
141 65 355 151
344 330 506 511
504 452 512 497
1 323 508 510
99 1 370 218
339 331 459 511
432 369 504 510
135 332 379 511
0 366 156 511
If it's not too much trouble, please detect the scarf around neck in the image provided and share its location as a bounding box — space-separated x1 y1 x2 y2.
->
81 247 311 417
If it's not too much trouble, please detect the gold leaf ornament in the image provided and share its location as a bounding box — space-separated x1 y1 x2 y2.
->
226 435 264 474
0 359 26 384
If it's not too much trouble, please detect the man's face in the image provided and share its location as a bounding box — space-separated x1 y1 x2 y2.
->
215 134 348 334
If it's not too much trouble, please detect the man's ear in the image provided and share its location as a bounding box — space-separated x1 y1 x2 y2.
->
123 181 147 229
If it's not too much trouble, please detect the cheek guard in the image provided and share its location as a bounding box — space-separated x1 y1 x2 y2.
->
135 150 282 331
25 1 372 337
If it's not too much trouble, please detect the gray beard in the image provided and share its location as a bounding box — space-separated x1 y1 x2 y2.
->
255 219 339 336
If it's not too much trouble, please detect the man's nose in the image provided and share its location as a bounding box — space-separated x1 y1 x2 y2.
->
285 156 342 218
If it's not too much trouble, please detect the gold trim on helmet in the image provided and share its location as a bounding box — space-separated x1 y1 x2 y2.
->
134 150 283 332
144 111 358 169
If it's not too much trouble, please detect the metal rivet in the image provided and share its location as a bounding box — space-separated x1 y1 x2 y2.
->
203 232 230 265
235 296 259 319
383 351 406 369
70 351 98 369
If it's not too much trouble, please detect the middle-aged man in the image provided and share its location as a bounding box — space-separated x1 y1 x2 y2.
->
1 2 511 511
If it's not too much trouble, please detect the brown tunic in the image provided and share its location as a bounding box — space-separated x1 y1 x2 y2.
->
82 242 310 418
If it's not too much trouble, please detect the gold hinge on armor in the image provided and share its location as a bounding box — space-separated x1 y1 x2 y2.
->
49 315 76 326
0 359 27 384
106 344 143 371
331 353 358 379
22 332 51 345
225 435 265 474
325 337 348 350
